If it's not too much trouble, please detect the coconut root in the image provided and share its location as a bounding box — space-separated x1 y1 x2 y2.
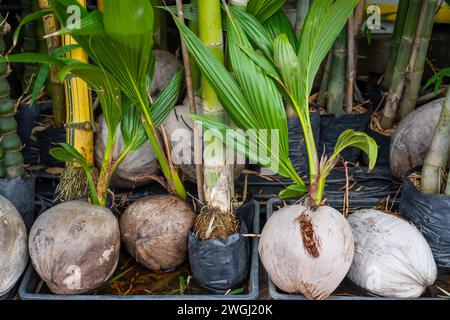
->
56 166 97 201
297 211 321 258
193 206 238 241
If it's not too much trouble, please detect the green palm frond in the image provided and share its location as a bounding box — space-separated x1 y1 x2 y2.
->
247 0 288 23
4 0 186 201
263 9 297 50
174 6 305 189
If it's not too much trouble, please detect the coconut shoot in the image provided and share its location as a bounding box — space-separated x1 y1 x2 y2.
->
4 0 185 204
175 0 377 299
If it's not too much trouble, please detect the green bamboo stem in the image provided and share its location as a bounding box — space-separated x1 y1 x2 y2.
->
380 0 421 129
383 0 410 89
198 0 228 206
327 29 347 115
422 86 450 194
318 51 332 107
294 0 309 37
0 17 25 179
399 0 438 119
188 0 201 92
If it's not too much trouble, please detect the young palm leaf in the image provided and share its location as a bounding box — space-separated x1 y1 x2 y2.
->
247 0 288 23
263 9 297 50
174 7 306 194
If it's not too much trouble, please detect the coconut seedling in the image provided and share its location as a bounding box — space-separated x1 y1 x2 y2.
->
175 0 377 300
9 0 187 199
4 0 194 293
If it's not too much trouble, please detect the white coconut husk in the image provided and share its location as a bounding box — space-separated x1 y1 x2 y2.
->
259 204 354 300
390 98 446 177
120 195 196 271
0 196 28 296
28 201 120 295
348 209 437 298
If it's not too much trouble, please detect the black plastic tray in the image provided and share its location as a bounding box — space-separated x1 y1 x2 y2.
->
18 200 260 300
238 166 402 210
265 198 447 300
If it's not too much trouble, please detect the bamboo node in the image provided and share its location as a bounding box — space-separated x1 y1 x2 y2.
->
65 121 98 132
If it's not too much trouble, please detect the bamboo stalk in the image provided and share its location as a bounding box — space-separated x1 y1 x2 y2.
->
39 0 65 128
380 0 421 129
58 0 94 200
318 51 332 107
399 0 438 119
198 0 228 207
327 29 347 115
345 0 366 113
422 86 450 194
294 0 309 37
353 0 366 34
97 0 103 11
176 0 205 203
383 0 410 88
63 0 93 167
346 12 355 113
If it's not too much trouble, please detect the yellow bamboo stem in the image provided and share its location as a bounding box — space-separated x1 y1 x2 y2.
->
63 0 94 166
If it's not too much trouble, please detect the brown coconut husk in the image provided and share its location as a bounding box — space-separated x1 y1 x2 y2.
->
120 195 196 272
